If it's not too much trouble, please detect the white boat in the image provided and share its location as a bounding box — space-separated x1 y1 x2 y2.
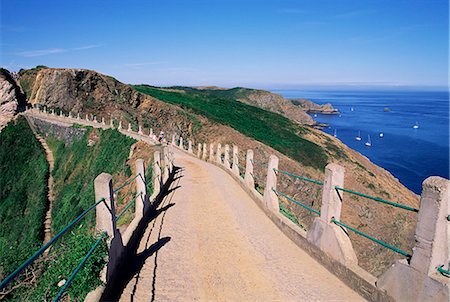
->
314 114 318 117
351 107 354 112
333 129 337 137
365 135 372 147
355 131 362 141
413 122 419 129
379 133 384 138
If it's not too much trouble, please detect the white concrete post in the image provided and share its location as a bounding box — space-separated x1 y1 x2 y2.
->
60 110 63 117
232 145 239 176
172 134 176 145
202 143 207 160
217 143 222 164
138 125 143 135
163 147 170 181
149 128 153 138
153 151 162 196
307 163 357 265
378 176 449 302
94 173 116 237
86 114 89 121
321 163 345 222
77 113 80 120
188 140 193 153
135 159 147 219
263 155 279 211
224 144 230 169
244 150 254 189
43 107 47 113
197 143 202 158
179 137 184 149
118 121 122 130
209 144 214 161
52 109 55 116
93 116 97 123
69 112 73 119
128 123 132 132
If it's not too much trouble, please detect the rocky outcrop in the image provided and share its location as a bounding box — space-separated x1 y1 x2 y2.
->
231 88 315 125
0 69 26 130
291 99 339 114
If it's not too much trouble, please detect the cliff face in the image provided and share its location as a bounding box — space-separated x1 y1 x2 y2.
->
291 99 339 114
21 67 419 276
0 69 26 130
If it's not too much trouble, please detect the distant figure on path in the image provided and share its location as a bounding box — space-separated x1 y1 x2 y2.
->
158 131 165 144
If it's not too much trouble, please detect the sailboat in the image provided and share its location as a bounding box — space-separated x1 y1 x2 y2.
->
355 131 362 141
379 133 384 138
365 135 372 147
333 129 337 137
413 122 419 129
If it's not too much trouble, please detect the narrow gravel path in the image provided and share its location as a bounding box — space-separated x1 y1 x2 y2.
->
119 149 365 302
24 115 54 246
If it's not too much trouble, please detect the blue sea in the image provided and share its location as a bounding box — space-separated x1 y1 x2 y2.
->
275 90 449 194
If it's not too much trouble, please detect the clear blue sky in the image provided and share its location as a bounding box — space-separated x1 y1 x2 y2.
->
1 0 448 89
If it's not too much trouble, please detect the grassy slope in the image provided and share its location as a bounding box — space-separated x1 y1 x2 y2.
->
134 85 328 170
26 127 136 300
5 127 136 301
0 117 48 279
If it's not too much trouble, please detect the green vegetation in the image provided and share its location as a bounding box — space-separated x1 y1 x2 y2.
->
134 85 328 170
0 117 48 279
3 126 136 300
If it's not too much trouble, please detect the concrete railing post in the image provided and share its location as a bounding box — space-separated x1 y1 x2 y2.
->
135 159 147 219
307 163 357 265
202 143 207 160
216 143 222 164
118 121 122 130
378 176 449 302
197 143 201 158
94 173 116 237
263 155 279 211
244 149 254 189
153 151 162 196
188 140 193 153
209 144 214 161
149 128 153 138
179 137 183 149
138 125 143 135
163 147 170 182
172 134 176 146
85 114 89 121
232 145 239 176
127 123 132 132
102 117 105 125
224 144 230 169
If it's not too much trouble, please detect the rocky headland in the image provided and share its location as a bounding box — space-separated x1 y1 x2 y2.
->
0 68 26 130
291 98 339 114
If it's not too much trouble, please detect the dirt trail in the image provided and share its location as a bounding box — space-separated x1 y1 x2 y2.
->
119 149 365 302
24 115 54 246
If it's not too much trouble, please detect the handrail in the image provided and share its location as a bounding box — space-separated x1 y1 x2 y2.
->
334 186 419 213
115 192 143 222
0 198 106 290
113 173 141 193
438 265 450 277
272 188 320 215
274 168 324 186
53 232 107 301
250 159 267 169
331 218 412 259
250 172 265 186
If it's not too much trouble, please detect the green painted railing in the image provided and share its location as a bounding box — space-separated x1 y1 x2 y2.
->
113 173 141 193
331 218 412 259
334 186 419 212
250 172 265 187
53 232 107 302
0 198 105 291
250 159 267 169
274 168 324 186
273 188 320 215
438 265 450 277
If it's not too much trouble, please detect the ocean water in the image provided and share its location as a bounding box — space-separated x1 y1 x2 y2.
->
274 90 449 194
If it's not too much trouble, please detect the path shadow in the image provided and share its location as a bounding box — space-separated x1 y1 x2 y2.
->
101 166 184 301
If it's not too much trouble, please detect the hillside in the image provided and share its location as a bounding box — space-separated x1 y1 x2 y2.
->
17 67 418 276
0 69 26 130
0 117 48 280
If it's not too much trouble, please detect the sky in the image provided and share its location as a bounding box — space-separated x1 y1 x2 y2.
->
1 0 448 89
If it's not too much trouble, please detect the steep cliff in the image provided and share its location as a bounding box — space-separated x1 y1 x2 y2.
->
21 67 418 276
0 68 26 130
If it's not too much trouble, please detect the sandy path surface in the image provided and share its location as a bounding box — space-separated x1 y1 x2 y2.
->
119 150 365 302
